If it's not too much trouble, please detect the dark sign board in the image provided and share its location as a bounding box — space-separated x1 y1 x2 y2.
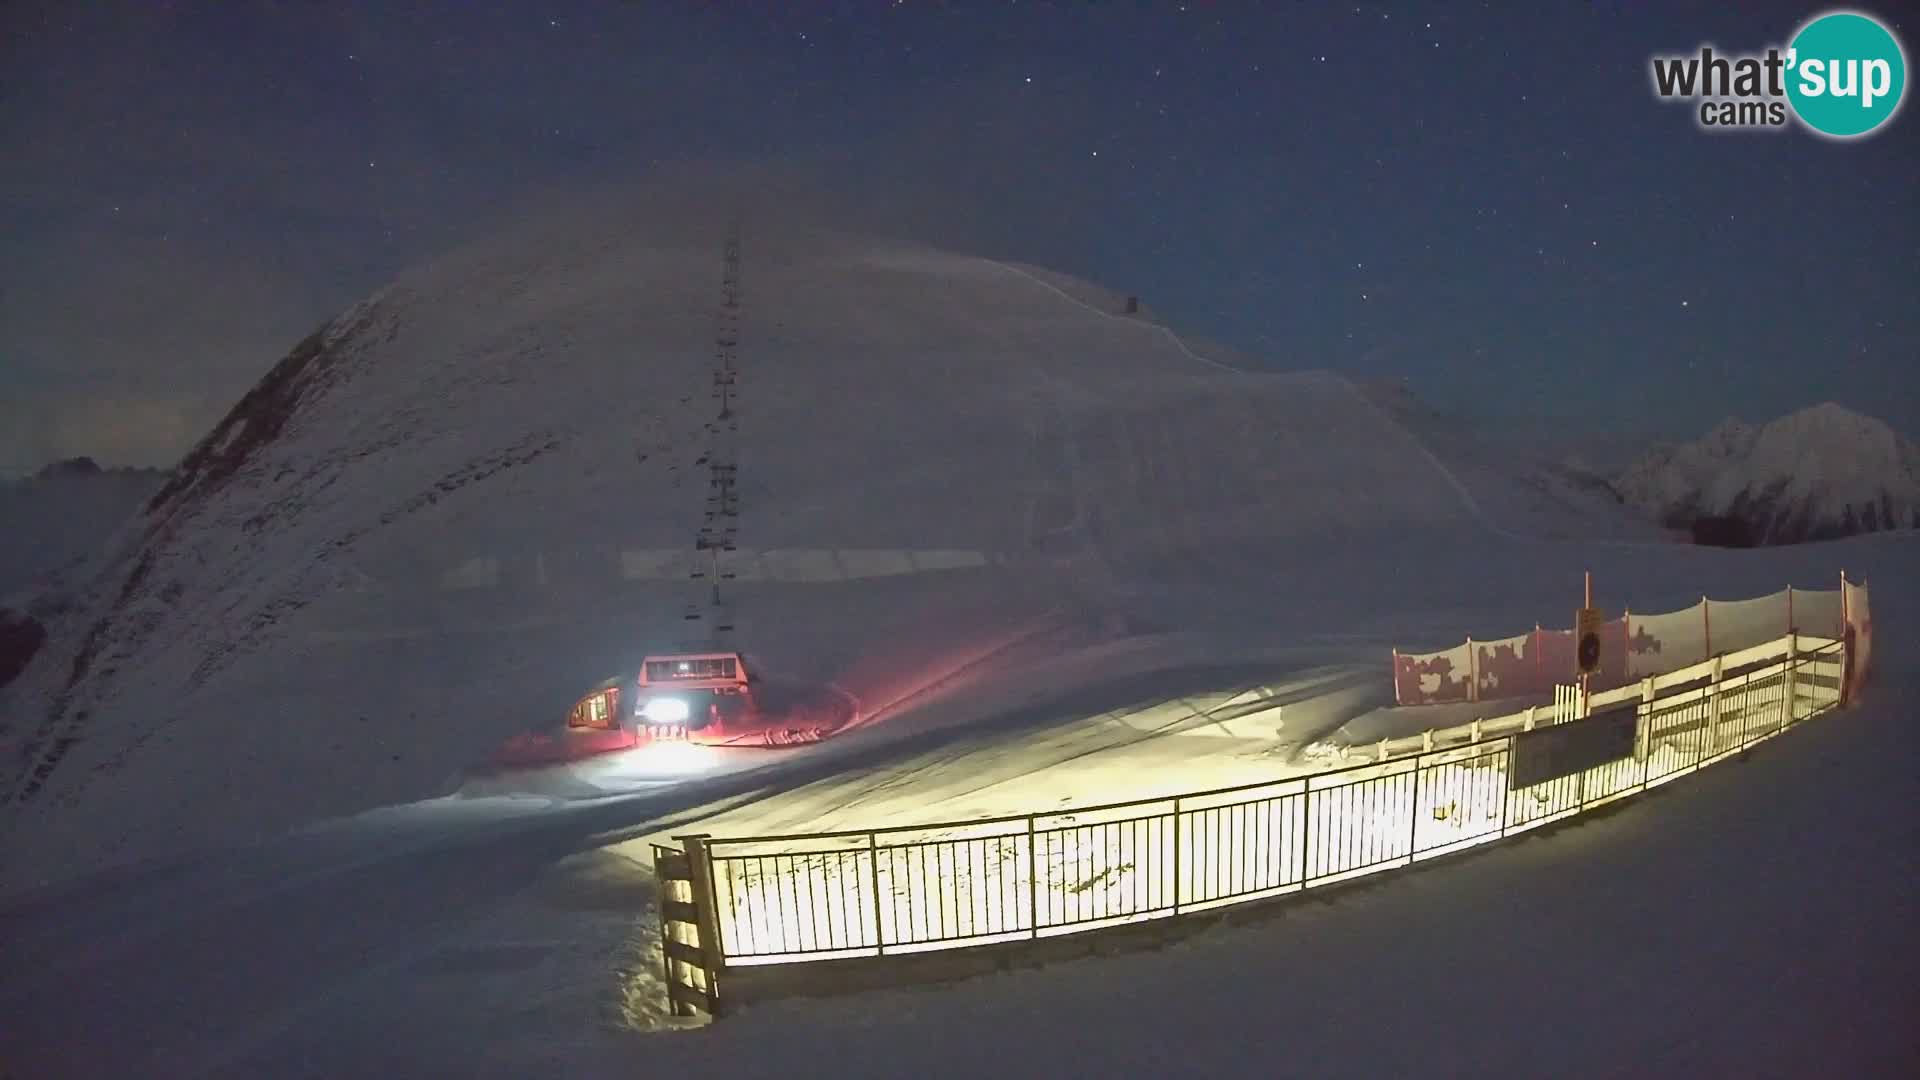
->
1576 607 1604 675
1509 704 1638 790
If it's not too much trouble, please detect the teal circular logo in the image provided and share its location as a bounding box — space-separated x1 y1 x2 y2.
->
1786 11 1907 138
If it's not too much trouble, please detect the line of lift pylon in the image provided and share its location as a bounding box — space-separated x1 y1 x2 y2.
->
688 221 743 636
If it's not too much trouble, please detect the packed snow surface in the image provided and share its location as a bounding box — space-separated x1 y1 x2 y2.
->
2 199 1912 1075
1 532 1908 1077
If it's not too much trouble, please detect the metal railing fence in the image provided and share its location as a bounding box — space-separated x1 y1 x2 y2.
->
680 635 1845 971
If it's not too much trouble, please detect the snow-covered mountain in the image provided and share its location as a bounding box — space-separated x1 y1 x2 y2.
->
1357 378 1668 543
4 192 1913 1075
0 192 1507 891
0 459 167 691
1615 403 1920 545
0 457 167 597
8 193 1899 895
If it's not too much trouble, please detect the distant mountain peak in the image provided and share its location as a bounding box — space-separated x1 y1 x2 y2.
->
23 456 171 485
1615 402 1919 545
34 456 102 479
1805 400 1861 421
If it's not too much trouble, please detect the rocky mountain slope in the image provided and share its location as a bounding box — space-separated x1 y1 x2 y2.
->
1615 403 1920 545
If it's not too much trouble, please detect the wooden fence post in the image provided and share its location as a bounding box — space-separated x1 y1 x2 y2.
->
680 835 728 1017
654 839 727 1019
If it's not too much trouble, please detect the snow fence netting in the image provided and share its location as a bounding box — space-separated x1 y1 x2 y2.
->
1471 632 1535 702
1394 584 1849 707
1844 579 1873 697
1627 601 1708 678
1793 587 1844 638
1706 589 1790 658
1393 642 1471 705
1397 620 1626 705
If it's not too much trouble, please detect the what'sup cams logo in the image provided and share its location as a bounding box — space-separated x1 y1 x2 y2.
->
1650 9 1907 138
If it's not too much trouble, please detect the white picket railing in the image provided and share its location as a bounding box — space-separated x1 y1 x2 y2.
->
662 632 1848 1005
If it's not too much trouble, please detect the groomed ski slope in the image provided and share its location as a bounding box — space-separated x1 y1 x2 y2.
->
1 532 1908 1077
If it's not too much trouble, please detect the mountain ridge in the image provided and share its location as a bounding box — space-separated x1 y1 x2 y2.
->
1615 401 1920 545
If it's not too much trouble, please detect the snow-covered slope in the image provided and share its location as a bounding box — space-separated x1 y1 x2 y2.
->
1 193 1911 1077
0 196 1495 892
1615 402 1920 544
1 532 1907 1078
1357 378 1669 543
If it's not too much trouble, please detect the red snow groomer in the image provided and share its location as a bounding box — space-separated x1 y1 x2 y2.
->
547 650 850 757
625 651 757 740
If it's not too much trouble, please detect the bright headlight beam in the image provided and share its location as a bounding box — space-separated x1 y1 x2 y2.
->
642 697 691 724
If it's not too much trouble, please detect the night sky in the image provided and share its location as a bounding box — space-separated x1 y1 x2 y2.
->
4 1 1915 476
